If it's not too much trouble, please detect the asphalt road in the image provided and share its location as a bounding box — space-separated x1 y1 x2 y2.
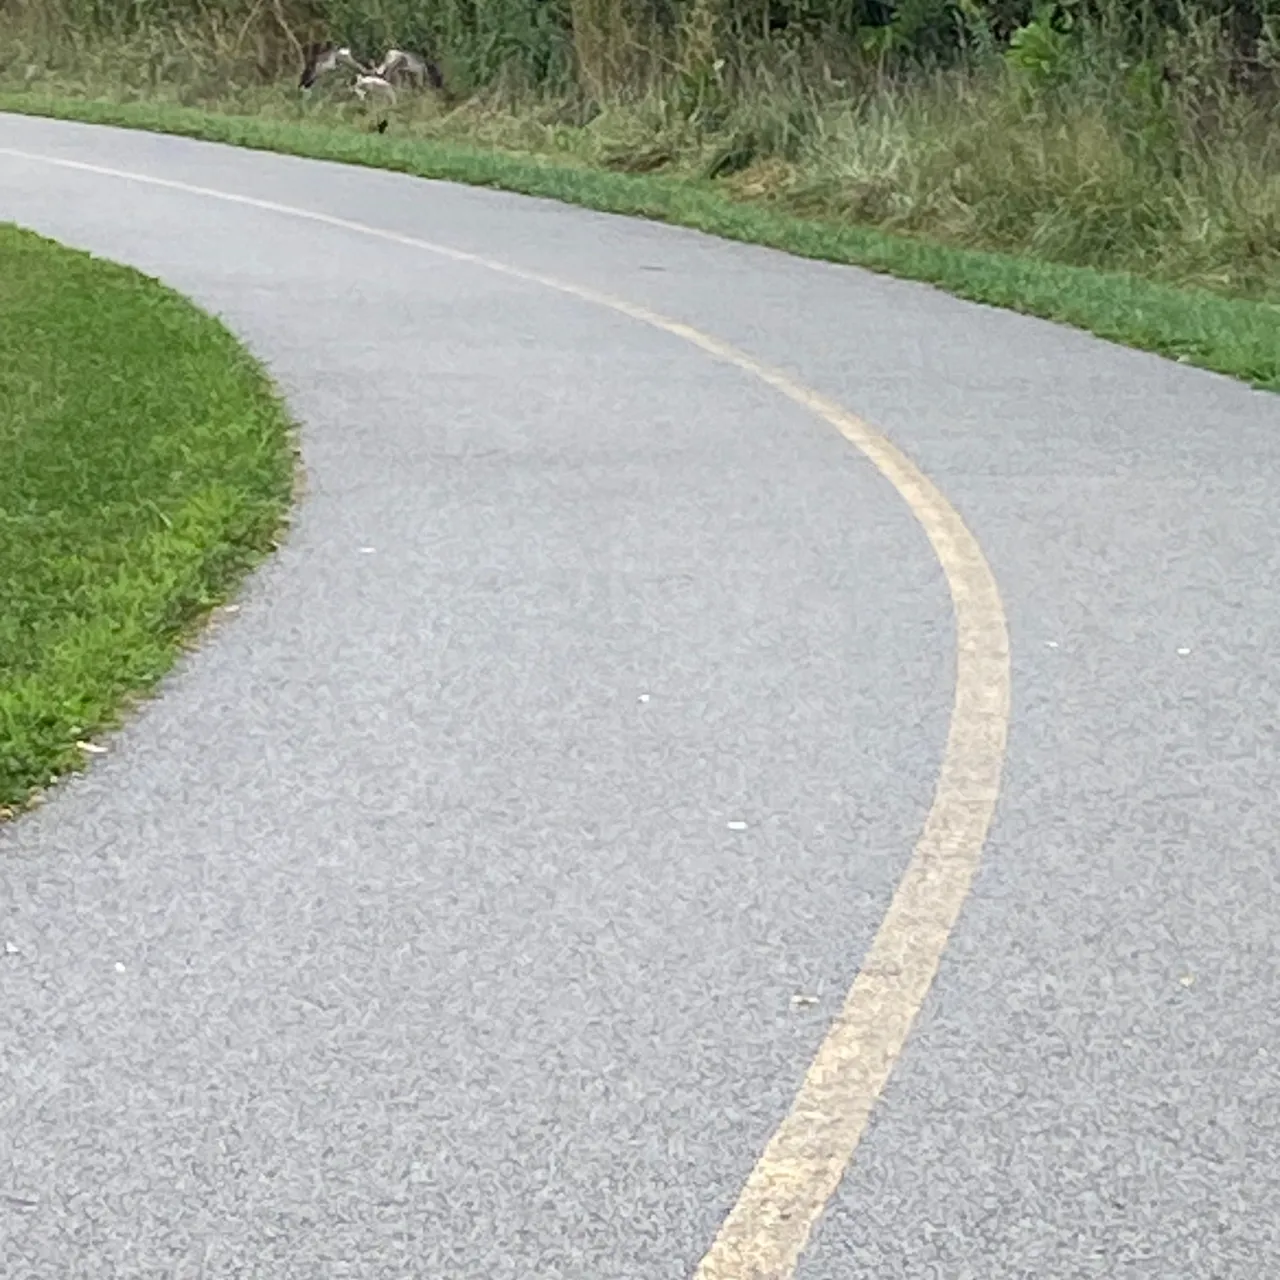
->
2 113 1279 1279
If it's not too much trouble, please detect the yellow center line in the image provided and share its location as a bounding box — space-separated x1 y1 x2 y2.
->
0 140 1013 1280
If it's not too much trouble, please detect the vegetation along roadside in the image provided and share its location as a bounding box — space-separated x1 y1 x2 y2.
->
0 222 297 816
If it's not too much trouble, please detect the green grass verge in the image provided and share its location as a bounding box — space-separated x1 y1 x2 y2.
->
0 220 296 814
3 92 1278 393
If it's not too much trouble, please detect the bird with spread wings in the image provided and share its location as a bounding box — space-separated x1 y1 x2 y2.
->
299 42 444 94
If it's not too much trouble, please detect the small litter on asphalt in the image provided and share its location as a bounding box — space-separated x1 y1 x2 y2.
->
4 942 19 955
223 604 241 614
726 821 747 831
638 693 650 703
77 741 107 755
1045 640 1059 649
113 962 126 973
1177 647 1191 656
1179 973 1195 987
359 546 376 554
791 993 819 1007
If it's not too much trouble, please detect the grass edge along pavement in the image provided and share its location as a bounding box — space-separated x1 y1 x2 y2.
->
0 220 299 821
2 94 1278 395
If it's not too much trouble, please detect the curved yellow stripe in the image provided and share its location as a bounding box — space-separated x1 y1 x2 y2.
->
0 142 1012 1279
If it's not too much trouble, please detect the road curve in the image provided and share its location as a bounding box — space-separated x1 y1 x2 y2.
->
3 113 1280 1279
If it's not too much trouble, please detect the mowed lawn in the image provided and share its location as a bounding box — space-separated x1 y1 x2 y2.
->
0 222 295 813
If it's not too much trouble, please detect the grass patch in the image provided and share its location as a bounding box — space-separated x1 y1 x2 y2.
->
0 221 296 814
3 89 1278 392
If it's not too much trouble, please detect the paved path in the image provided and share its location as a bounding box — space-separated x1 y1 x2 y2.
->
2 113 1278 1279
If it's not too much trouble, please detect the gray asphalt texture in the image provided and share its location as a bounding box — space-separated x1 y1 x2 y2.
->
2 113 1278 1279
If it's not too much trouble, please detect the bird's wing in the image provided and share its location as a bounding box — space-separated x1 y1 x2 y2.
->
299 43 333 87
